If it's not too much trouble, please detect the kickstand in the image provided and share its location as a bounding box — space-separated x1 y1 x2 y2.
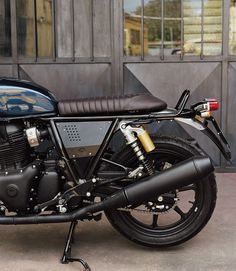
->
61 221 91 271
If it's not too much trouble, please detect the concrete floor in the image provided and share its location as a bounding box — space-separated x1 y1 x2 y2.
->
0 173 235 271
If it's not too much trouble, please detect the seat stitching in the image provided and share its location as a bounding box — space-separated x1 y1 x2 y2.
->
88 99 91 113
81 99 85 114
74 101 77 114
95 98 98 112
106 96 109 113
113 96 115 111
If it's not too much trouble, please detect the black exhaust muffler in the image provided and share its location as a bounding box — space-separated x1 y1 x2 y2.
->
102 155 214 209
0 156 214 225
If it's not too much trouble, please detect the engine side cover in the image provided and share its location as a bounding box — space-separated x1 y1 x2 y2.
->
0 78 57 118
0 163 39 211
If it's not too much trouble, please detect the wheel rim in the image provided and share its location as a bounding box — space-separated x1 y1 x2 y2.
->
116 146 206 237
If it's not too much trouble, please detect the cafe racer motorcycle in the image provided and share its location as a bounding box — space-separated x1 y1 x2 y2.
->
0 78 231 270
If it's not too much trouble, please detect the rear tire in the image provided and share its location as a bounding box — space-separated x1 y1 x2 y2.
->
105 136 217 247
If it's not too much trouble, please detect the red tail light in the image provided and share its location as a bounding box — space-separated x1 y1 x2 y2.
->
192 99 219 119
207 99 219 111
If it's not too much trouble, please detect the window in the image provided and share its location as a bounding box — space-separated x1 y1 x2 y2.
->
144 0 161 56
35 0 53 57
16 0 34 57
124 0 142 56
124 0 223 58
15 0 111 60
184 0 222 56
230 0 236 54
16 0 53 58
0 0 11 57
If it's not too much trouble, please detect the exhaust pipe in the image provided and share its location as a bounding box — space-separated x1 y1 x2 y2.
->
103 155 214 209
0 156 214 225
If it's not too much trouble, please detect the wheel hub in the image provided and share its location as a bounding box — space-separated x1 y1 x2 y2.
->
146 191 179 214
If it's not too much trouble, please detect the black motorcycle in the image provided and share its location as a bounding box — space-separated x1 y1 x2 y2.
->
0 78 231 270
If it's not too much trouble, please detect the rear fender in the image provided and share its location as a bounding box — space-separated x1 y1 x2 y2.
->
175 117 231 161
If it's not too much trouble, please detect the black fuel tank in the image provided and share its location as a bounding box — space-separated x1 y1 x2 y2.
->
0 78 57 118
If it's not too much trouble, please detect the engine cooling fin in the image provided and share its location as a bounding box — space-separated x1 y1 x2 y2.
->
0 121 32 171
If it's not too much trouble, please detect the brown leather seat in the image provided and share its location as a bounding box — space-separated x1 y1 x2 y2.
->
58 94 167 116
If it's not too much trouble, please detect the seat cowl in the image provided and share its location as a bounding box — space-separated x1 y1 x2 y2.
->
58 94 167 116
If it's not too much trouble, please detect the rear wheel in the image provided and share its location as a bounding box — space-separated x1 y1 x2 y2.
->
105 136 217 247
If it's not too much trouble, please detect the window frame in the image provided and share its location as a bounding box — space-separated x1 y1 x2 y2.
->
123 0 224 61
0 0 113 64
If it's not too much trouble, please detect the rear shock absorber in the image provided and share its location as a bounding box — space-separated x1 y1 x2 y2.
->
130 140 155 175
120 121 155 175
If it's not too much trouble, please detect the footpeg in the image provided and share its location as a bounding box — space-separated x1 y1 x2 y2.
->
91 213 102 222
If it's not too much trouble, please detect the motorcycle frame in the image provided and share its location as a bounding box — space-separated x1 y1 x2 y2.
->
45 109 230 184
33 91 227 184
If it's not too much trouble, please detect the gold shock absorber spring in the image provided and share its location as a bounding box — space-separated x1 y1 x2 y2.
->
130 140 155 175
120 121 155 175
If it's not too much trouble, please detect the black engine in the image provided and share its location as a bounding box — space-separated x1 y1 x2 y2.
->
0 121 62 213
0 121 32 170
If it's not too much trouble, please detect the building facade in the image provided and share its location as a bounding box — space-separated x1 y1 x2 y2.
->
0 0 235 170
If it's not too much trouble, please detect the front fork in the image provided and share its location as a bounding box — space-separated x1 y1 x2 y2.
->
119 121 155 175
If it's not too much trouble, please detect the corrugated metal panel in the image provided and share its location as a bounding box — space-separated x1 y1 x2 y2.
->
0 65 13 77
19 64 112 99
